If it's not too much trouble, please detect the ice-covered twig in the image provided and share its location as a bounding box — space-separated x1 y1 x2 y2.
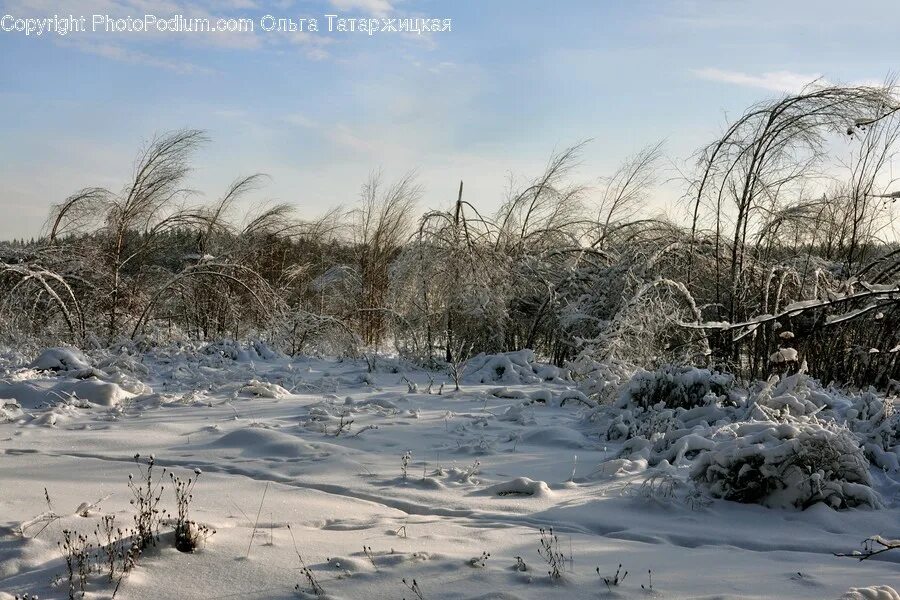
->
835 535 900 561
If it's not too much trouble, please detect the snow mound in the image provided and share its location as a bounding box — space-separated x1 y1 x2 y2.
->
95 353 150 379
839 586 900 600
602 402 727 444
0 398 23 422
479 477 552 498
29 347 92 373
0 377 134 408
518 425 589 449
348 395 399 411
102 369 152 395
751 373 822 418
325 555 375 573
56 378 135 407
240 379 290 398
490 387 528 399
207 428 327 459
464 350 567 384
528 389 554 404
497 403 535 425
557 388 592 407
770 347 799 363
691 421 878 510
845 389 900 471
27 403 83 427
593 364 898 510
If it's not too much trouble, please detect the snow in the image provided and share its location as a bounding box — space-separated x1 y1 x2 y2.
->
29 347 92 373
770 347 799 363
240 378 291 398
0 346 897 599
841 586 900 600
464 350 568 384
690 421 878 509
0 377 134 409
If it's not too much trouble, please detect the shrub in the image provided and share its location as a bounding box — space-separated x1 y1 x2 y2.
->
58 529 92 600
619 365 733 411
171 468 214 552
537 527 566 581
128 454 166 551
94 515 126 582
691 421 878 509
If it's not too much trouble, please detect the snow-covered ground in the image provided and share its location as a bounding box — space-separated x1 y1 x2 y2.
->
0 345 898 599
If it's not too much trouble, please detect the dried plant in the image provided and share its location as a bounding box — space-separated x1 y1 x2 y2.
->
127 453 166 551
538 527 566 581
171 468 214 552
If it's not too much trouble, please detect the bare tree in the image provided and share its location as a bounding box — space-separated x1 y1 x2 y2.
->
46 129 209 338
592 141 665 250
688 83 899 356
351 171 422 347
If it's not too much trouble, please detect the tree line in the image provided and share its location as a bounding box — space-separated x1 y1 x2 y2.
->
3 82 900 387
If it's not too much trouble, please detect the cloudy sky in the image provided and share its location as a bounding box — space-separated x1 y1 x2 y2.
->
0 0 897 239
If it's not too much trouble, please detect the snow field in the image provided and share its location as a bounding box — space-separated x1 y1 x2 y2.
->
0 345 897 599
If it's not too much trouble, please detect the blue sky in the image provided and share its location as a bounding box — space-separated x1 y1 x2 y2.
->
1 0 898 238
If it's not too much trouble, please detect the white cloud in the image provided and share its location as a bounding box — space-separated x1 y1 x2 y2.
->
283 113 317 128
214 109 248 119
326 124 373 153
279 114 373 154
220 0 258 8
691 68 824 93
411 60 457 75
286 29 334 60
66 39 211 74
328 0 393 16
306 47 330 60
692 68 888 96
693 68 824 92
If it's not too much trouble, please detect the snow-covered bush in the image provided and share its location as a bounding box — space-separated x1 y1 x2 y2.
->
598 364 897 509
570 355 630 404
240 379 290 399
838 585 900 600
273 311 360 358
846 389 898 447
201 339 285 362
618 364 733 410
691 421 878 509
463 350 568 385
586 364 736 446
29 347 92 374
744 371 900 471
0 398 22 422
746 369 842 419
846 389 900 471
605 405 680 444
573 278 711 368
